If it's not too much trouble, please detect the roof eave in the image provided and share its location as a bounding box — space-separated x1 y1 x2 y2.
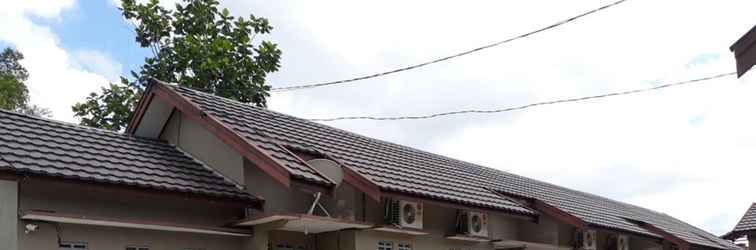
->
0 169 263 209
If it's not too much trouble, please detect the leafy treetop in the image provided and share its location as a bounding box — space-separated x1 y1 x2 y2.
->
73 0 281 131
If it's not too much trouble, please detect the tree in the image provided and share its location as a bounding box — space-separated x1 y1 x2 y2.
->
72 78 138 131
0 47 51 117
73 0 282 131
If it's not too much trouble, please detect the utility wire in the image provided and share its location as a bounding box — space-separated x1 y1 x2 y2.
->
308 72 737 122
272 0 629 92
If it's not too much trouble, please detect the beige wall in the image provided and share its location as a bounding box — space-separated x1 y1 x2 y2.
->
162 111 245 185
1 180 18 250
244 159 364 219
317 230 357 250
16 180 249 250
19 223 243 250
18 180 241 226
517 216 566 246
353 202 533 250
594 229 664 250
244 159 313 214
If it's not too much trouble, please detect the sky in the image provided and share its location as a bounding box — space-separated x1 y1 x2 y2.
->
1 0 756 235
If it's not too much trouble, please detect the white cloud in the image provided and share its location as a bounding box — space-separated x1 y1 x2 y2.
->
2 0 76 19
73 50 123 82
222 0 756 235
0 0 111 122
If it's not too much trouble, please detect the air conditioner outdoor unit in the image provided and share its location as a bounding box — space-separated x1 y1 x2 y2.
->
458 210 489 238
576 229 597 250
609 234 629 250
384 199 423 229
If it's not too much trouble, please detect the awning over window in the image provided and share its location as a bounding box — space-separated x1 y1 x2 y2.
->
236 213 373 234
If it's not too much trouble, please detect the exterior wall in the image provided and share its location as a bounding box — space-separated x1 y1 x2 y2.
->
244 159 313 214
269 230 315 249
244 159 364 219
595 229 663 250
354 203 532 250
16 180 247 250
749 233 756 250
518 216 568 246
317 230 357 250
161 111 245 185
18 180 241 225
19 223 243 250
0 180 18 250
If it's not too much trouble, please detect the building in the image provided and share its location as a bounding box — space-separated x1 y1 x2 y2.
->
0 79 739 250
722 203 756 249
732 25 756 77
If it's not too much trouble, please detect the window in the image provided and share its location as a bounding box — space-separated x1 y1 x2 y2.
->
378 241 393 250
398 243 412 250
126 246 149 250
275 243 293 250
59 242 87 250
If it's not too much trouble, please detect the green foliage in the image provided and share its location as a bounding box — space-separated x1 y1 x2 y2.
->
0 47 51 117
0 48 30 111
73 0 282 130
72 77 139 131
0 74 28 111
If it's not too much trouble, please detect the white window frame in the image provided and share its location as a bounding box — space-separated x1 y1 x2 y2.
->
378 241 394 250
59 242 87 250
398 242 412 250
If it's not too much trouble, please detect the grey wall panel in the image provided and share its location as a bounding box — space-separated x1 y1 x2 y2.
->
0 180 18 250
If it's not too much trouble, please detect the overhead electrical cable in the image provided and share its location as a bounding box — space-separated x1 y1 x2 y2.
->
271 0 629 92
307 72 737 122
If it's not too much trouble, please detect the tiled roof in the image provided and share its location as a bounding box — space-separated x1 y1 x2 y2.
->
734 203 756 232
0 109 255 201
169 85 533 216
167 84 736 249
725 203 756 239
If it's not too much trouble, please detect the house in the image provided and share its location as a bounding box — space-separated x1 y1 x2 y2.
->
732 25 756 77
0 79 739 250
722 203 756 249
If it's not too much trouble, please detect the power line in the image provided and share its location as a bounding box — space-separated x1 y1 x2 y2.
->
272 0 629 92
308 72 737 122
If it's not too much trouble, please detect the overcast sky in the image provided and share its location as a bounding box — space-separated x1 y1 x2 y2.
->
2 0 756 235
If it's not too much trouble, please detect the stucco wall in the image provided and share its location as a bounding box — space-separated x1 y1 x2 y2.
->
243 159 364 219
594 229 664 250
161 111 245 185
18 180 241 226
354 202 529 250
244 159 314 214
19 223 244 250
16 179 248 250
0 180 18 250
518 215 566 246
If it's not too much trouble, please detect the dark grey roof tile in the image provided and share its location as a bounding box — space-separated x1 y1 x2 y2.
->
0 110 254 201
